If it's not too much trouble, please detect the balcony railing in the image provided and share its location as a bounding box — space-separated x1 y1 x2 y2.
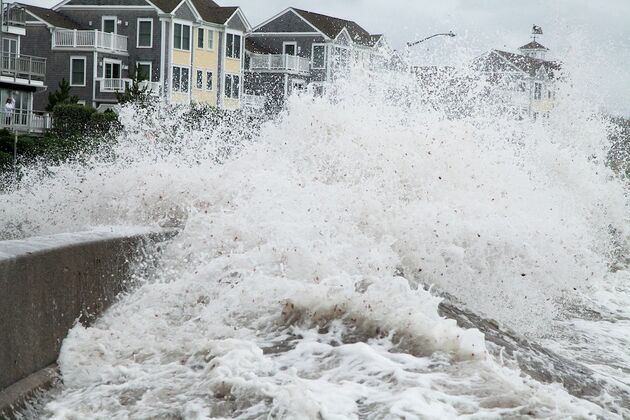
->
249 53 310 75
241 94 265 110
99 78 130 92
52 30 128 54
0 110 51 134
0 53 46 82
2 4 26 27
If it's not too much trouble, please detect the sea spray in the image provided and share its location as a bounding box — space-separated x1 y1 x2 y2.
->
2 64 629 417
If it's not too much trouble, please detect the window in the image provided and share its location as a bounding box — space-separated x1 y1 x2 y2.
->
137 19 153 48
225 33 241 59
312 44 326 69
174 23 190 50
102 16 116 34
283 41 296 56
206 71 213 90
547 89 553 99
207 29 214 50
172 66 189 92
224 74 240 99
534 82 542 100
197 28 204 49
104 59 121 79
136 61 152 81
70 57 86 86
2 38 16 55
196 70 203 89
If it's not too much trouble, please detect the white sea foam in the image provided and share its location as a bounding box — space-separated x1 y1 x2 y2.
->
2 62 629 418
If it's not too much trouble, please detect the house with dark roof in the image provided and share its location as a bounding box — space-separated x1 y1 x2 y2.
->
243 7 393 111
0 3 49 134
19 0 250 111
471 36 561 119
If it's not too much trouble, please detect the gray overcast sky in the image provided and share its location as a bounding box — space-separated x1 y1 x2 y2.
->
34 0 630 116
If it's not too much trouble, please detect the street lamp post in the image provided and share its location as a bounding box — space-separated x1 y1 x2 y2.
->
407 31 456 48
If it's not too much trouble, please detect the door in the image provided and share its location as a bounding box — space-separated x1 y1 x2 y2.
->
283 42 296 55
2 38 17 72
104 61 121 79
102 17 117 34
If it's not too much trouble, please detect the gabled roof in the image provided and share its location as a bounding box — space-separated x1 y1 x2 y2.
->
54 0 149 7
149 0 199 13
292 8 373 46
191 0 238 24
484 49 560 77
368 34 384 47
21 3 82 29
518 40 548 51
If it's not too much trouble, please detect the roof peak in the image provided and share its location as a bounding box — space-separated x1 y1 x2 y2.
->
518 40 549 50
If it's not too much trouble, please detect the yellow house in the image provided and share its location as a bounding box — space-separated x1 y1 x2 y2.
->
157 0 250 109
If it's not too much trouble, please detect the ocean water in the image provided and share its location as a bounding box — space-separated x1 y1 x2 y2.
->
2 66 629 418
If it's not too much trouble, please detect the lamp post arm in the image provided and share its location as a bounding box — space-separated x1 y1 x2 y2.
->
407 32 455 47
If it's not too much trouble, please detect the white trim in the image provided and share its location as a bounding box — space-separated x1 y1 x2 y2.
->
136 18 153 48
282 41 297 55
194 68 204 90
334 27 353 46
225 30 242 59
172 0 202 21
69 56 87 87
253 7 326 38
101 15 118 35
172 20 192 51
225 8 252 32
223 72 241 99
311 43 327 69
248 32 321 37
136 61 153 81
103 57 122 79
206 28 215 50
205 70 213 91
171 65 190 93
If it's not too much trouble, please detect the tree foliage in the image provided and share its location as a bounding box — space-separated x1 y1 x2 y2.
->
46 78 79 112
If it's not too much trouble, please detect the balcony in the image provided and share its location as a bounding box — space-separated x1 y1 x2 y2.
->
0 110 51 134
3 4 26 27
0 53 46 83
52 30 128 54
248 53 310 75
241 94 265 110
99 78 130 92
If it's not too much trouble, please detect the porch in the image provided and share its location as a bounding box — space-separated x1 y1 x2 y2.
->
52 30 128 54
248 53 310 75
0 110 51 134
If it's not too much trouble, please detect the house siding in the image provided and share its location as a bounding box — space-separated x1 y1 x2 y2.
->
255 11 316 33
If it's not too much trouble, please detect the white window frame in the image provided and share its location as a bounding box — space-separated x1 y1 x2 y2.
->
224 73 240 99
311 43 326 69
173 21 191 51
197 27 204 49
206 70 213 91
172 65 190 92
207 29 214 50
136 61 152 81
225 31 242 59
195 69 203 90
534 82 542 100
136 18 153 48
103 57 122 79
69 56 86 87
283 41 297 56
102 16 117 34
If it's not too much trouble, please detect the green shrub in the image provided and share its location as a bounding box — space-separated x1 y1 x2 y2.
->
52 103 97 139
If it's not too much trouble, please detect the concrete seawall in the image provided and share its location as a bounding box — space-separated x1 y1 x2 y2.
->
0 228 175 416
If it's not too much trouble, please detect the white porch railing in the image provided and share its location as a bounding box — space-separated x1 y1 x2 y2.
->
0 110 51 133
249 53 310 75
139 80 161 96
0 53 46 81
52 30 128 54
241 94 265 110
99 78 130 92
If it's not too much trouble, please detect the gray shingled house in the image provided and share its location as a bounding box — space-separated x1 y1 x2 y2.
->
19 0 249 111
244 7 392 111
0 2 49 133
